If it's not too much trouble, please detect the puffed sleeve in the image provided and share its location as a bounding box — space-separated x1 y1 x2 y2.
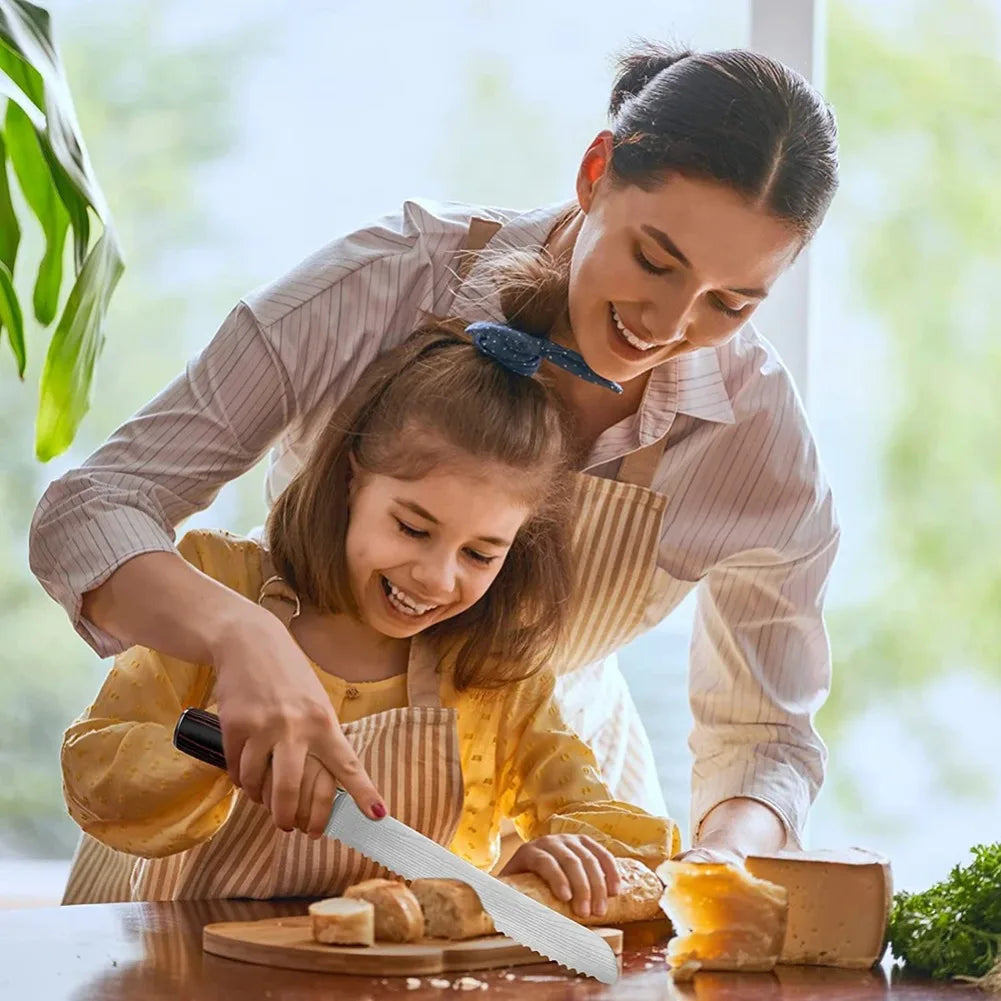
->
495 670 680 869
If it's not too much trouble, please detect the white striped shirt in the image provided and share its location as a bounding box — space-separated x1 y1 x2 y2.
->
29 198 838 845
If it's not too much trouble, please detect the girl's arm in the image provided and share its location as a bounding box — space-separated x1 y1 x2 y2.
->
61 641 235 858
495 671 680 870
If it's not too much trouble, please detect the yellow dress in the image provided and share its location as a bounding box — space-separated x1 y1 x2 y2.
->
61 529 679 879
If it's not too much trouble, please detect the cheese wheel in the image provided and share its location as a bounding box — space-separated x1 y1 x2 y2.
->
656 861 788 979
344 878 425 943
745 849 892 968
308 897 375 946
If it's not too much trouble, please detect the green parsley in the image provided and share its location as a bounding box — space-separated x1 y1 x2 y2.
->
888 843 1001 982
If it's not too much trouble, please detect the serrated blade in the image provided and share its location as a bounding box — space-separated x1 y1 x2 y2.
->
324 790 619 983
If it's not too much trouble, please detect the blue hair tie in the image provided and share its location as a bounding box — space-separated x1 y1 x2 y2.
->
467 321 622 394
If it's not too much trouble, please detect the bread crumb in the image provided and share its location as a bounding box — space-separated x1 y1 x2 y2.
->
406 978 422 990
429 978 451 988
453 976 486 990
502 973 516 980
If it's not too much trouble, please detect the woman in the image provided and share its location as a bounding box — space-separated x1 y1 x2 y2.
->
31 43 840 866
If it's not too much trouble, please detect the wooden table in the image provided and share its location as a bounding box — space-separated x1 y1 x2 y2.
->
0 898 980 1000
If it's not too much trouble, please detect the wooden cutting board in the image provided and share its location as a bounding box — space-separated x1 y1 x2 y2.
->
203 915 623 976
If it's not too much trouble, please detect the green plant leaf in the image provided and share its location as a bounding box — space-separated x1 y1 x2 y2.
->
4 101 68 324
0 31 44 109
0 131 20 273
0 2 111 216
2 1 104 268
0 51 44 128
35 227 123 460
2 0 125 458
0 259 25 377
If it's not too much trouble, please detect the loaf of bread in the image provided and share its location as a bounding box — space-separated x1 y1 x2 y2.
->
410 879 497 940
411 857 664 939
343 878 425 943
500 857 664 926
308 897 375 946
655 861 788 979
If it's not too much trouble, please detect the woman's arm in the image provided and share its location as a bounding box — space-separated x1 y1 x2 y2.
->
30 212 455 822
688 522 840 858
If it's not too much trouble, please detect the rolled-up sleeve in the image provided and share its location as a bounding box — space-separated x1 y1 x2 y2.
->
688 507 839 849
29 302 294 656
28 200 468 658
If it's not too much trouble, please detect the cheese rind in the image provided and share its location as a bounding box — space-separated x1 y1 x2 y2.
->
745 849 892 968
656 861 788 978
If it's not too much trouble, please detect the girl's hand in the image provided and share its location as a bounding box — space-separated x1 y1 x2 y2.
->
212 604 386 828
499 834 621 920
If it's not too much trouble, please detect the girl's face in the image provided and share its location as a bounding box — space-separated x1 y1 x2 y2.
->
345 457 531 639
564 132 804 386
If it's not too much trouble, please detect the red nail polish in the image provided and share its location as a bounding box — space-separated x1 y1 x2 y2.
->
372 803 386 819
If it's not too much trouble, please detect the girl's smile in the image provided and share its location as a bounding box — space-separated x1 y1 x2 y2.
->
346 458 531 640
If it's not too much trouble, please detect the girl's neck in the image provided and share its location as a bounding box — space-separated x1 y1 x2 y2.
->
291 606 410 682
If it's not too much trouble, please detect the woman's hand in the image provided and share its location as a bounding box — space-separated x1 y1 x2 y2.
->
211 604 386 828
500 834 621 920
674 797 788 868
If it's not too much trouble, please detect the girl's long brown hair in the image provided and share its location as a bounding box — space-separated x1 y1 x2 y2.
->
267 246 577 691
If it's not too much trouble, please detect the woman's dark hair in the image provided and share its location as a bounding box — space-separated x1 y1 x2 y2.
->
608 42 839 240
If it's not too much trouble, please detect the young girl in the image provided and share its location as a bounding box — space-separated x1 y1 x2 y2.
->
60 261 679 915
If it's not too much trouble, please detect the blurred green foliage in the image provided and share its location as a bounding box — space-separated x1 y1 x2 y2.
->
820 0 1001 738
0 2 264 855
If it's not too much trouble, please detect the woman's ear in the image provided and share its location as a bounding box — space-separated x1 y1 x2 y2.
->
576 130 614 213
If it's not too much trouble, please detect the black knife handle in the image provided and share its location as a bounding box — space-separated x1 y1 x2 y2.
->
174 708 227 770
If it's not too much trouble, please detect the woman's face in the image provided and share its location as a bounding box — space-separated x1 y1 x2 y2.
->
565 133 803 386
345 457 530 639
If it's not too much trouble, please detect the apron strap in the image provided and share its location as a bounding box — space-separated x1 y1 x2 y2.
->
405 638 443 709
258 550 301 628
616 436 668 490
456 217 502 281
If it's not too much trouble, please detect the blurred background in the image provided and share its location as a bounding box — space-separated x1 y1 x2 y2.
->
2 0 998 905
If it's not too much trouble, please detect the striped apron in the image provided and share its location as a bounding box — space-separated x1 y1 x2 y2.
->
62 557 464 903
461 218 676 817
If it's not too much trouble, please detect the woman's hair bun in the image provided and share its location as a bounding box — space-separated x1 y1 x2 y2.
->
609 41 693 118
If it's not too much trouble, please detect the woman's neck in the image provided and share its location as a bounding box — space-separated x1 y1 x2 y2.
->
542 203 650 459
548 367 650 461
290 606 410 682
